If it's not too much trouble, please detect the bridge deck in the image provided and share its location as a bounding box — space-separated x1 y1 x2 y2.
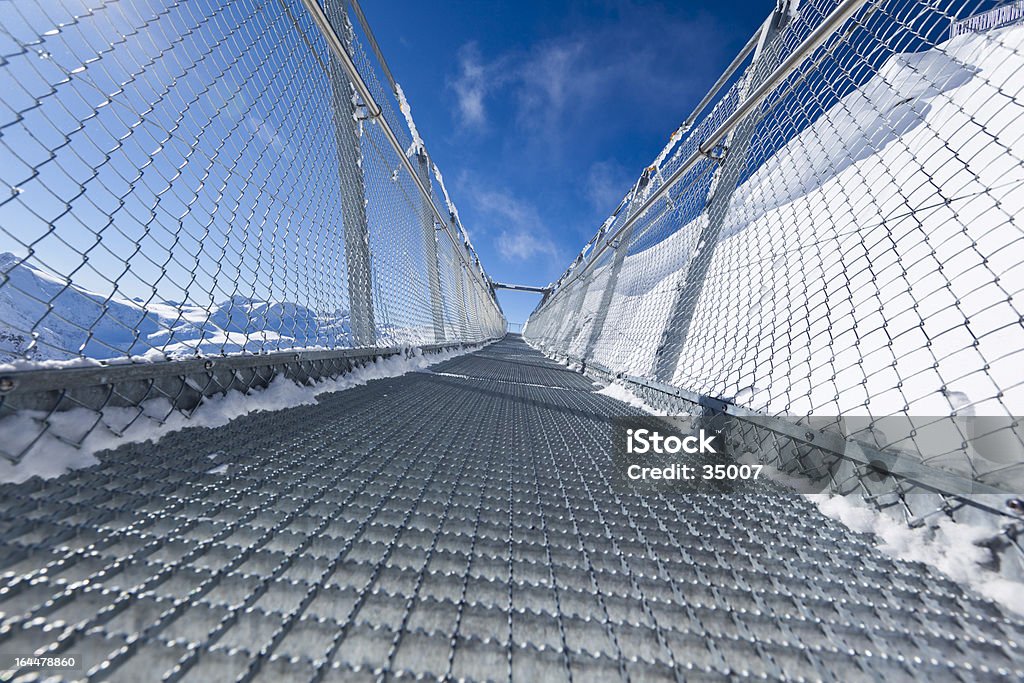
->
1 336 1021 681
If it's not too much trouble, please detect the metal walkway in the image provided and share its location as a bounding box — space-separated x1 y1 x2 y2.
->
1 337 1022 682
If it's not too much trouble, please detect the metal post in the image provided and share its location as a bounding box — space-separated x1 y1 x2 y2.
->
455 241 469 340
562 278 593 354
582 225 634 361
325 2 375 347
470 277 482 340
416 151 445 342
547 287 574 350
653 3 792 382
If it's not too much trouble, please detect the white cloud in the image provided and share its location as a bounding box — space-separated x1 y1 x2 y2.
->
496 229 559 261
471 186 540 226
446 6 725 148
459 184 561 263
515 42 584 133
451 43 489 128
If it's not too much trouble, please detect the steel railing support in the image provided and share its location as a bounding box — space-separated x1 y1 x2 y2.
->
455 255 469 340
653 2 793 382
326 2 375 347
581 225 634 361
416 151 446 342
557 279 590 354
457 236 471 338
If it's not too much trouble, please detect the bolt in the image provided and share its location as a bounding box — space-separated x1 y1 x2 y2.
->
1006 498 1024 515
203 360 214 371
0 376 15 393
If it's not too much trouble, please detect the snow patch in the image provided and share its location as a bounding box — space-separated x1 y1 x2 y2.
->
0 344 487 484
595 382 665 416
652 126 685 173
395 82 425 157
431 163 478 254
787 0 801 22
810 493 1024 615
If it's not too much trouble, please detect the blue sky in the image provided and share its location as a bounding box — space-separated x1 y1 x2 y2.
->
360 0 772 323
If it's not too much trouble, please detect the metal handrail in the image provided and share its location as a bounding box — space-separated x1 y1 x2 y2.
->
535 0 871 313
298 0 497 299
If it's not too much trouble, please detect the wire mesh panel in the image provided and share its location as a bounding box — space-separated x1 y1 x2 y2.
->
526 0 1024 498
0 0 504 468
0 0 502 365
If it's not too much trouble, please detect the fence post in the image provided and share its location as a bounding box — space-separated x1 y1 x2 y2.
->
653 3 792 382
416 151 446 342
326 2 375 347
552 284 575 351
582 222 634 361
554 278 587 354
455 231 470 340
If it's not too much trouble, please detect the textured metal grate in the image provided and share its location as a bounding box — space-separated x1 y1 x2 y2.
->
1 337 1022 681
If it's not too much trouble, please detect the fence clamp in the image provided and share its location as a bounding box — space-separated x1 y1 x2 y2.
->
705 143 729 163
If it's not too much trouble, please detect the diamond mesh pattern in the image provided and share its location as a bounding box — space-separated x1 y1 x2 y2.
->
527 0 1024 517
0 0 504 465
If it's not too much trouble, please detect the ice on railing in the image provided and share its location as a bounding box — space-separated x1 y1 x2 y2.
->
395 82 425 157
393 81 481 257
951 0 1024 38
431 163 478 253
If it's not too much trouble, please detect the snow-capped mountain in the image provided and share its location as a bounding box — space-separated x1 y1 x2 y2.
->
0 252 354 364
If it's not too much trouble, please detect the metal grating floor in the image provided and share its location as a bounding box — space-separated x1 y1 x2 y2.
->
1 336 1022 681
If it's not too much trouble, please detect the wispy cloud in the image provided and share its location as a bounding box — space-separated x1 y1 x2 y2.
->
446 4 725 151
451 43 489 128
496 229 559 261
585 159 633 212
458 183 561 263
514 41 584 135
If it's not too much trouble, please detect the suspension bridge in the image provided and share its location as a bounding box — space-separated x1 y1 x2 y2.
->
1 0 1023 681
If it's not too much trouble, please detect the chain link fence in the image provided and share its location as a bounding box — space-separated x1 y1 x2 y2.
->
526 0 1024 522
0 0 504 468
